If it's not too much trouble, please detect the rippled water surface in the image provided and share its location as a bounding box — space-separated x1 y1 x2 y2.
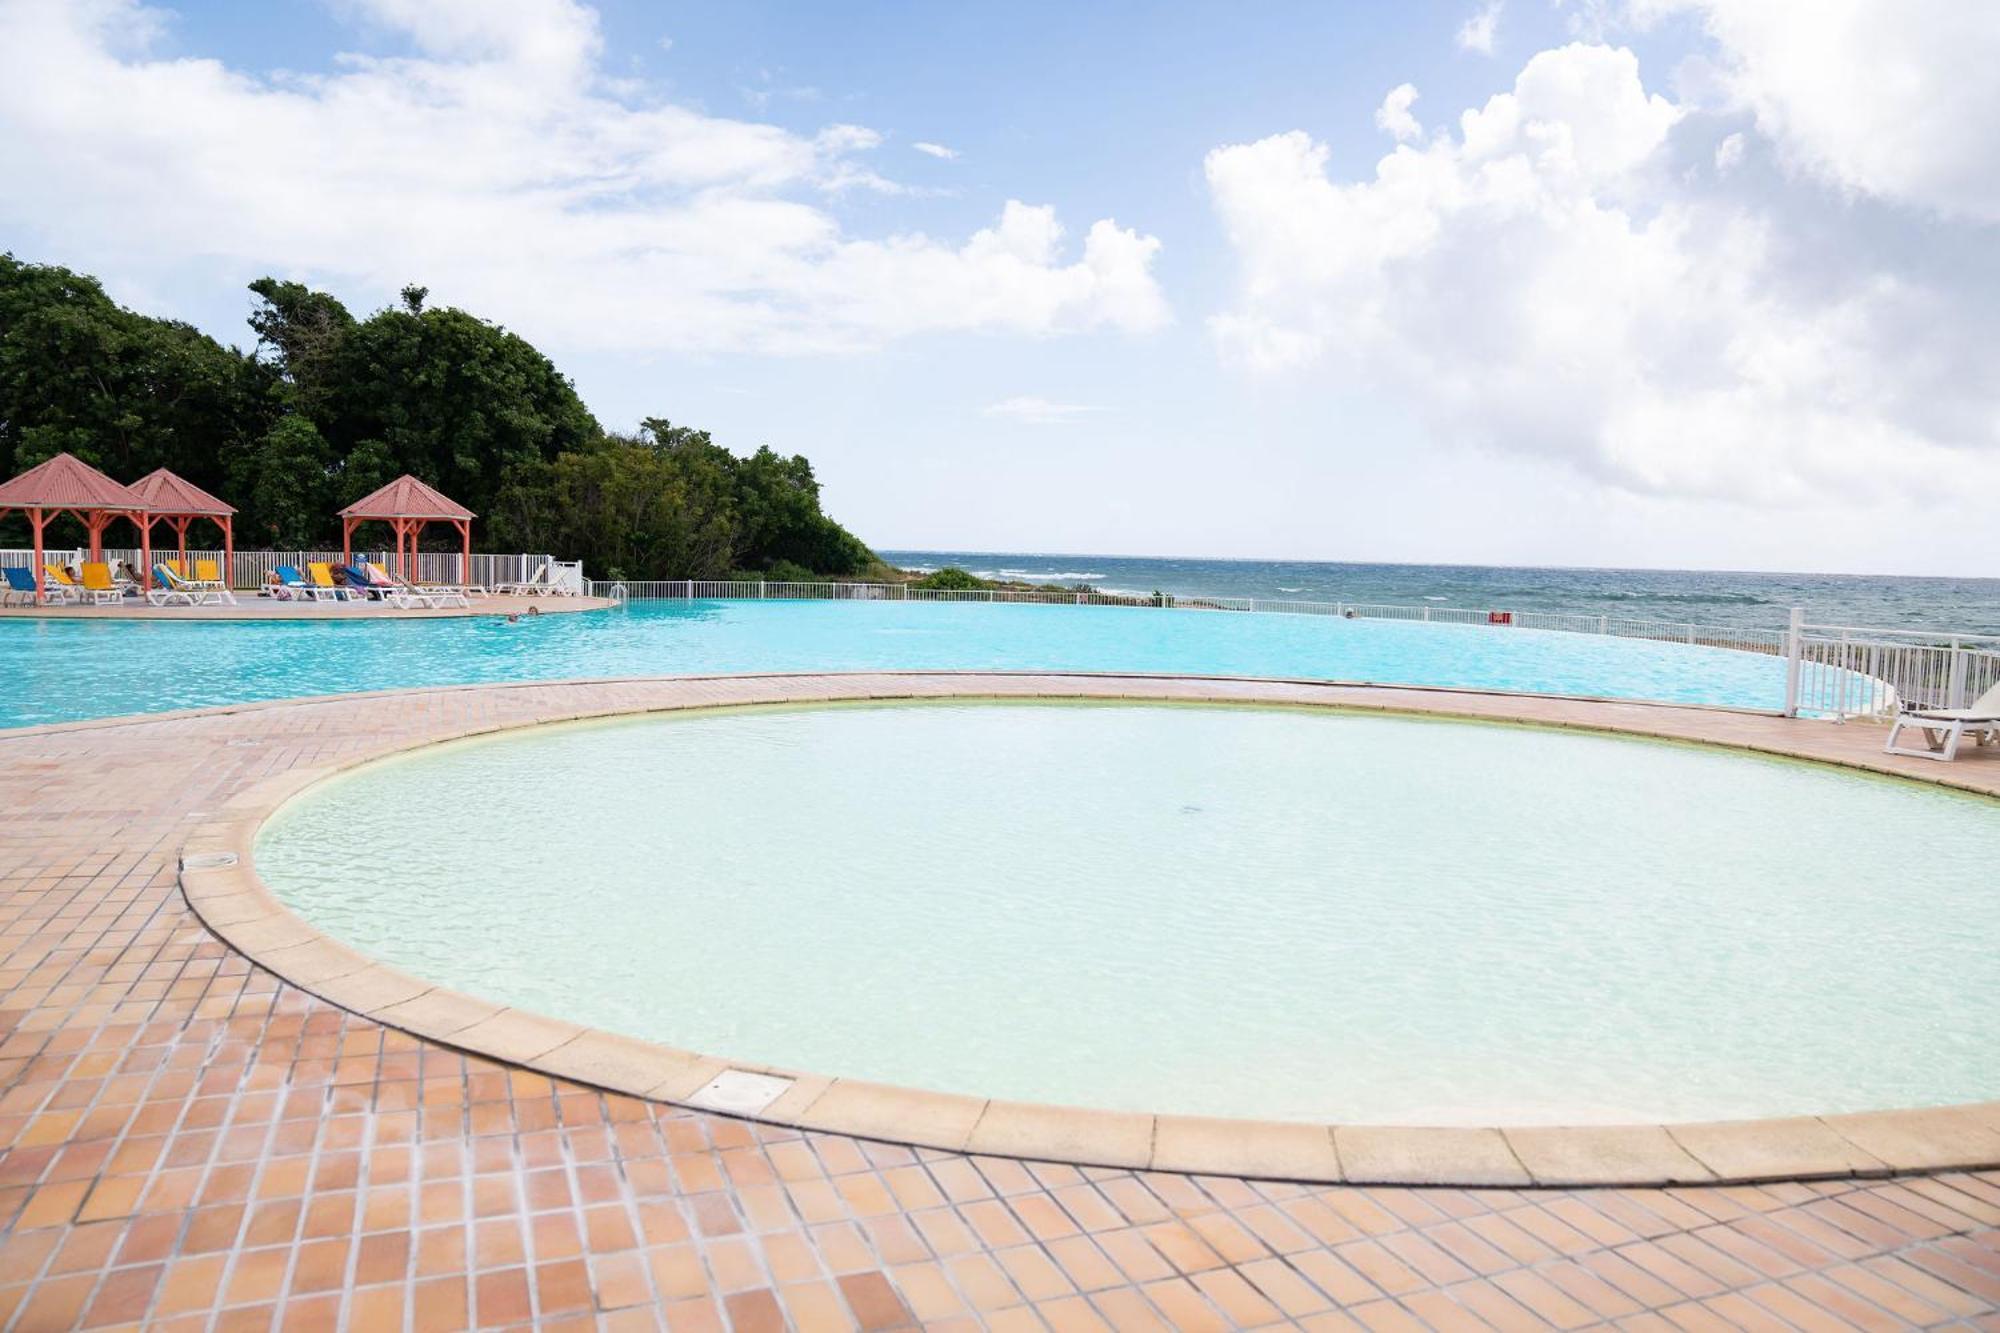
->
257 702 2000 1124
2 599 1789 728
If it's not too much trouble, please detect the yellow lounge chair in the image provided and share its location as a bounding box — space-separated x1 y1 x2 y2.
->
306 562 359 602
189 559 237 604
79 562 125 606
40 566 82 604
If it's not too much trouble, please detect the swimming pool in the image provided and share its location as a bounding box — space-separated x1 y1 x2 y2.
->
2 599 1787 728
255 701 2000 1126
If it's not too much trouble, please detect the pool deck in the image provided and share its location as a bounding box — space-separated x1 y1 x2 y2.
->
0 593 613 621
2 674 1997 1329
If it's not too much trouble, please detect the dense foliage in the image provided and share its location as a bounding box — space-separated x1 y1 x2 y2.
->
910 566 986 590
0 255 877 578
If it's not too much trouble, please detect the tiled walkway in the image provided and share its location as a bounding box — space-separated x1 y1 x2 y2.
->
1 675 1996 1330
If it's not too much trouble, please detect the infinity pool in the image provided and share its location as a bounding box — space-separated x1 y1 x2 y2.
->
257 701 2000 1125
2 600 1786 728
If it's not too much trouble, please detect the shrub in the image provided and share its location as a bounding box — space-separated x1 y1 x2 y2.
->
912 566 986 591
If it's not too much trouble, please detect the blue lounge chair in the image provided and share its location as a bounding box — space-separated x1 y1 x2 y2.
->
269 564 316 600
342 564 393 601
2 566 37 605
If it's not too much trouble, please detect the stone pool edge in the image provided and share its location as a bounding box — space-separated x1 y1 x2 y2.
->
176 670 2000 1189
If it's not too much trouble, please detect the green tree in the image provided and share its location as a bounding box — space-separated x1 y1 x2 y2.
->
245 277 354 422
0 254 273 502
491 434 734 580
233 416 334 548
320 300 599 519
1 253 881 577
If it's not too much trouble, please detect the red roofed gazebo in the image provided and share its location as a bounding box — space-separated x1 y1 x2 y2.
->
339 475 474 584
0 453 152 604
131 468 235 581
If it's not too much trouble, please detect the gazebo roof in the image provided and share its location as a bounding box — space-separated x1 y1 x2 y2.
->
338 474 475 521
0 452 148 511
131 467 236 516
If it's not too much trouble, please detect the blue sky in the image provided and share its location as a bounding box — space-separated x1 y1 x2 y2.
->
2 1 1995 574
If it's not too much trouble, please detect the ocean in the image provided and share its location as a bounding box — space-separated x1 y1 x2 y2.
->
879 551 2000 636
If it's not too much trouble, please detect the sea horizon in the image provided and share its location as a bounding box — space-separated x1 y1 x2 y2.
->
880 549 2000 636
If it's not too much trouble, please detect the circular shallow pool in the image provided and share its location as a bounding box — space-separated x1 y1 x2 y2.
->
255 701 2000 1126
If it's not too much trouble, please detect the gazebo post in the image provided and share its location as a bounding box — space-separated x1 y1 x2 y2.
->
460 518 469 586
224 517 234 589
29 509 45 607
138 514 152 590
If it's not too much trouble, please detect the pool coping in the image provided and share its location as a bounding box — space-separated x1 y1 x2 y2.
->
174 671 2000 1189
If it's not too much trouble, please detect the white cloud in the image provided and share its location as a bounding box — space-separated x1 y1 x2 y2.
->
0 0 1167 354
1457 1 1503 54
1634 0 2000 221
1713 131 1744 173
1373 84 1422 142
983 396 1100 425
1205 39 2000 503
912 142 958 160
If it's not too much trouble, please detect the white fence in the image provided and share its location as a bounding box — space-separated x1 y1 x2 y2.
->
1789 613 2000 720
2 547 583 593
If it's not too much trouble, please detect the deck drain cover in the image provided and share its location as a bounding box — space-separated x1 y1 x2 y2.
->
226 739 260 748
181 852 239 870
687 1070 794 1116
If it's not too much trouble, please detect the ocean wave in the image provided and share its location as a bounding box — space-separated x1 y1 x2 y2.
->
981 568 1107 582
1484 586 1770 606
1594 590 1770 605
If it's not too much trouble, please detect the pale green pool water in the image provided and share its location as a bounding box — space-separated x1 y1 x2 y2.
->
256 702 2000 1125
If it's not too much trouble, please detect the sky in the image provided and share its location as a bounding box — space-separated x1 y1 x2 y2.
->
1 0 1996 575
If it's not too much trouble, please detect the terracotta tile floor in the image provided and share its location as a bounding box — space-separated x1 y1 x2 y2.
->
1 675 1997 1330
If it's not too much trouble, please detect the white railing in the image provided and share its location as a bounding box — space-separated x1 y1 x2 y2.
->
1788 611 2000 720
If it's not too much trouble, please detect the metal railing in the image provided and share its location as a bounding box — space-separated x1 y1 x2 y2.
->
1789 610 2000 720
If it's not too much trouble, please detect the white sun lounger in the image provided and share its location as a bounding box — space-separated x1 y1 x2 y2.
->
364 563 471 609
494 562 552 596
1883 680 2000 762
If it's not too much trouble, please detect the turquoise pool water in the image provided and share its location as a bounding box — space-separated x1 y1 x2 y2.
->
258 702 2000 1125
2 600 1785 728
